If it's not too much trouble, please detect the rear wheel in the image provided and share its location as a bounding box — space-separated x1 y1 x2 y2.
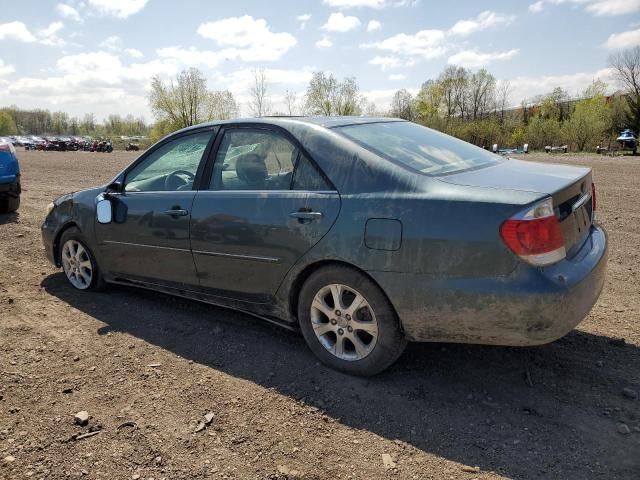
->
0 195 19 213
59 227 105 291
298 265 406 376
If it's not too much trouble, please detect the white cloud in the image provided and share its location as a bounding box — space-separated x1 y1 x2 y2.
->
528 0 640 17
448 48 519 67
448 10 515 36
508 68 617 105
529 1 545 12
56 3 82 22
38 21 66 46
0 21 37 42
322 0 418 7
88 0 150 18
156 46 223 68
367 20 382 32
368 55 402 70
363 29 447 58
588 0 640 16
316 38 334 48
364 9 514 68
0 20 67 46
322 13 361 32
388 73 405 80
323 0 386 7
297 14 311 29
605 28 640 49
197 16 297 61
125 48 144 58
0 60 15 76
2 51 178 120
99 35 122 51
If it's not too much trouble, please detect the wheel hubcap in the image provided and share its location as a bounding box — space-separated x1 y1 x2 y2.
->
310 284 378 361
61 239 93 290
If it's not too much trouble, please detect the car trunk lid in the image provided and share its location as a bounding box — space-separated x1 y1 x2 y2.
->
438 159 594 258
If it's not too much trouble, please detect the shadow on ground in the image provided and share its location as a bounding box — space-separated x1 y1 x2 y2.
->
42 273 640 479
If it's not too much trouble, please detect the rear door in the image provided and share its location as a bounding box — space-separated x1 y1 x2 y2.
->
190 125 340 303
96 128 215 287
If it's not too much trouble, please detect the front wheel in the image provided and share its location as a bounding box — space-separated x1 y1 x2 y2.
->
59 227 105 291
298 265 407 376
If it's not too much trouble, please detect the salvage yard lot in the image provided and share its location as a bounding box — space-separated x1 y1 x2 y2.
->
1 150 639 479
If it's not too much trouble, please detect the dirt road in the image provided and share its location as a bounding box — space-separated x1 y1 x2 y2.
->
1 150 639 479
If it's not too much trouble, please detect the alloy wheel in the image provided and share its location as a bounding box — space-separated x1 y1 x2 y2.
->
310 283 379 361
61 239 93 290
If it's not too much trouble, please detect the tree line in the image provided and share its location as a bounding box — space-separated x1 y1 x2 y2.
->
0 107 149 138
2 46 638 152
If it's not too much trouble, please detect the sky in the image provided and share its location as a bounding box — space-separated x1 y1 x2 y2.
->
0 0 639 122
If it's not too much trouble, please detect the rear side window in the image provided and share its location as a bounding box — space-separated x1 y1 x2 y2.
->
336 121 500 176
211 129 297 191
292 154 332 191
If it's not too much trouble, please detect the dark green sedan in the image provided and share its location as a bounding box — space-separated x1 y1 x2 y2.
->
42 117 607 375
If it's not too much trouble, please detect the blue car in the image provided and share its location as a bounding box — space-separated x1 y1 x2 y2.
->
0 140 21 213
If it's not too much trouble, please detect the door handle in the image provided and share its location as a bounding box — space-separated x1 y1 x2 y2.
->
290 211 323 222
163 208 189 217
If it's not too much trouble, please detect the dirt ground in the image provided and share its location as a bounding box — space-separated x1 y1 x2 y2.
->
1 150 638 480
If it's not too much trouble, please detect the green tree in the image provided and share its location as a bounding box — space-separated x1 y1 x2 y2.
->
0 111 17 135
304 72 362 116
562 81 610 151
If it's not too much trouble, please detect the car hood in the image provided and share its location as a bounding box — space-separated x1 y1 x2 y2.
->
436 159 590 196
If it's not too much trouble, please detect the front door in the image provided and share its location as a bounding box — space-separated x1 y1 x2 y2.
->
190 126 341 303
96 129 214 287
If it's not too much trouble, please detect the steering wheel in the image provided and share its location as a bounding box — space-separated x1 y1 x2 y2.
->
164 170 195 191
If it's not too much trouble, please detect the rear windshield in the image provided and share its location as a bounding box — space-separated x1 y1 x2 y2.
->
336 121 500 176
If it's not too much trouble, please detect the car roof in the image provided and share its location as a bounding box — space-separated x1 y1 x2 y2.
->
177 116 405 135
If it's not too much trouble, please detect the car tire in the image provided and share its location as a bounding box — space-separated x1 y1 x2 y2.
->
0 195 19 213
59 227 105 291
298 265 407 376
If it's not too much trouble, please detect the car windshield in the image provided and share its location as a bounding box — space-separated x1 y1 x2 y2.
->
336 121 501 176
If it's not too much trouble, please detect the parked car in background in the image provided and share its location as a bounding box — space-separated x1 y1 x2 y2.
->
41 117 607 375
0 140 21 213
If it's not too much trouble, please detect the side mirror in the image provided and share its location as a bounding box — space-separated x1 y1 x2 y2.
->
106 180 123 192
96 194 112 224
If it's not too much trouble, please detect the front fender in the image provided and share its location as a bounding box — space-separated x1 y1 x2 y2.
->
41 187 104 266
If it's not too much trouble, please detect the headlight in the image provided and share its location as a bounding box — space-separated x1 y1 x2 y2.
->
46 202 55 216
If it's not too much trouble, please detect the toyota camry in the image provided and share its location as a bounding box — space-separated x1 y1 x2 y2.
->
41 117 607 375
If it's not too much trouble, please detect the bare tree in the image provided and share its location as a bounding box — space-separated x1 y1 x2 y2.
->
149 68 211 128
249 68 271 117
468 69 496 120
208 90 239 120
304 72 362 116
610 46 640 133
495 80 512 123
284 90 298 116
391 89 415 120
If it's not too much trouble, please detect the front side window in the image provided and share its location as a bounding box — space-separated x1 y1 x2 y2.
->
211 129 298 191
125 131 212 192
336 121 501 176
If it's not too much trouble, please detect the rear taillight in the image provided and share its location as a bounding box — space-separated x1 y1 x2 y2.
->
591 182 596 213
500 197 566 267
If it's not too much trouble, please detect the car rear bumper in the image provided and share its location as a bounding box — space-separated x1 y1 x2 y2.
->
369 225 608 346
